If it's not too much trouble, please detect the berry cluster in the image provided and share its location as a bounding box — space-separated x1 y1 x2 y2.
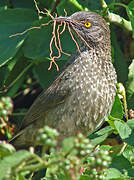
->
85 149 111 179
59 155 80 170
75 133 93 157
36 126 59 148
0 97 13 124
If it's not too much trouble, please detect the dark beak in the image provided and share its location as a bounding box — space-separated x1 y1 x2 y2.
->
54 16 71 23
54 16 81 29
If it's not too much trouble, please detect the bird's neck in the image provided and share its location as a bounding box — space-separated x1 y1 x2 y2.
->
80 41 112 62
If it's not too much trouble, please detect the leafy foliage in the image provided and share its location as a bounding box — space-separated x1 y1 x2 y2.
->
0 0 134 179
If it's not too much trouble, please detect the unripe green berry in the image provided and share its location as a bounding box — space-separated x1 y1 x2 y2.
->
80 143 85 149
65 165 70 170
83 139 89 144
97 158 102 165
45 138 52 145
80 150 86 155
102 160 108 167
86 149 91 154
89 156 95 162
77 133 83 139
0 102 3 110
41 134 47 140
65 159 70 165
0 109 7 116
1 97 6 103
92 168 97 175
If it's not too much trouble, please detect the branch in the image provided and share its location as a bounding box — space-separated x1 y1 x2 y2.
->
101 0 132 32
107 12 132 32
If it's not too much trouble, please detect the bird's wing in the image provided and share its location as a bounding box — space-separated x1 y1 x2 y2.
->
22 71 70 128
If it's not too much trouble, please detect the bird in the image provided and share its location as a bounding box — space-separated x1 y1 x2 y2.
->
11 11 117 148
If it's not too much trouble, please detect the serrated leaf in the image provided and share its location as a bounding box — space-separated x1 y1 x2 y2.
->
89 126 113 137
0 150 32 180
123 145 134 162
89 126 113 146
90 133 109 146
105 168 123 179
114 121 132 139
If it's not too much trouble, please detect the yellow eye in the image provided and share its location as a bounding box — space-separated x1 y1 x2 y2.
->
84 22 91 28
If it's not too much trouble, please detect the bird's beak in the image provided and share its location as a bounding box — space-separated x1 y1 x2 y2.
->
54 16 71 23
54 16 81 27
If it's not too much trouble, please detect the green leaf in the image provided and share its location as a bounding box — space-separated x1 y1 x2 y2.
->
110 94 123 119
111 28 128 84
22 19 76 61
0 8 37 66
89 126 113 137
0 65 9 89
110 155 132 173
22 17 52 60
33 60 65 88
62 137 75 154
0 150 32 180
80 175 91 180
89 126 113 146
123 145 134 162
57 0 84 16
127 1 134 38
124 130 134 146
100 145 112 151
3 52 31 97
0 143 15 158
105 168 124 179
90 133 109 146
126 60 134 109
127 119 134 129
12 0 35 9
114 120 132 139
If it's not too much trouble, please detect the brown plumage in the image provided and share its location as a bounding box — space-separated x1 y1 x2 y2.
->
12 11 117 148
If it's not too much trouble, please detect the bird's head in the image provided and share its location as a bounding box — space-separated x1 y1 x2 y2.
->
55 11 110 50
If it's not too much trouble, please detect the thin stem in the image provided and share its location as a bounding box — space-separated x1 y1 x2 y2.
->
64 9 68 17
33 0 42 15
119 142 127 155
67 23 81 54
101 0 132 32
57 22 71 56
9 20 52 38
60 21 66 35
107 12 132 32
48 20 60 71
44 8 55 20
108 2 128 9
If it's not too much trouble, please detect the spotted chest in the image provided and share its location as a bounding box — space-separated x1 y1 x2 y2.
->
46 49 117 135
